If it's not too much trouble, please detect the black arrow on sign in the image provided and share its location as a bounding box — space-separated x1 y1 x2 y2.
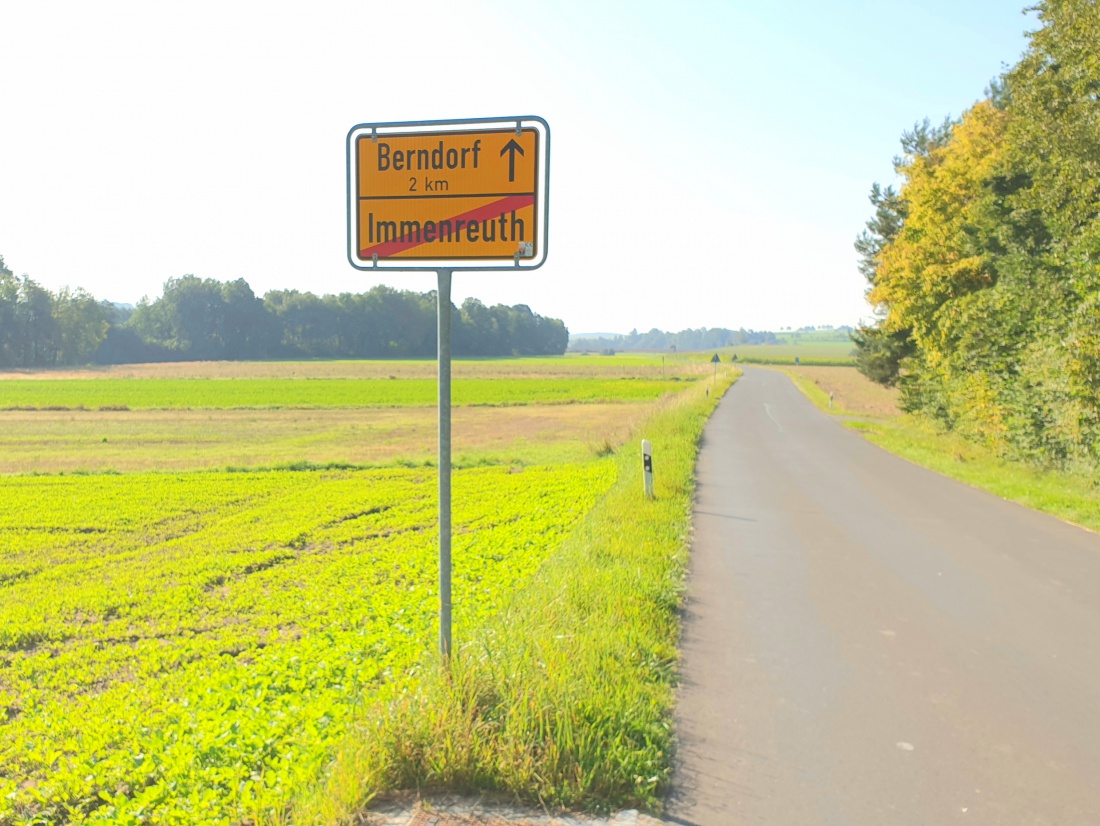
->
500 139 524 183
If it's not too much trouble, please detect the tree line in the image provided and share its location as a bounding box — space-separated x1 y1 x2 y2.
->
854 0 1100 468
0 263 568 367
570 327 777 352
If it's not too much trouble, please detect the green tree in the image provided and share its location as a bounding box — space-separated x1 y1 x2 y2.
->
852 182 914 386
54 287 110 365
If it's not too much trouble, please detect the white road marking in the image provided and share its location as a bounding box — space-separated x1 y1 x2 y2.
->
764 403 784 432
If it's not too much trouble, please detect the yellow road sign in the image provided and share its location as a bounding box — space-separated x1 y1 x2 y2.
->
346 118 549 270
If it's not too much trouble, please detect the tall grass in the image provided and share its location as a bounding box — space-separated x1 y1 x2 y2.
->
288 372 738 823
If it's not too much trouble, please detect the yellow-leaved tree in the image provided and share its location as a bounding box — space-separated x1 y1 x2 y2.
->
870 100 1007 366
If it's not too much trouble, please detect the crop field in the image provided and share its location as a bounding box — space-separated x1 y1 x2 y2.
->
0 355 717 825
0 464 615 824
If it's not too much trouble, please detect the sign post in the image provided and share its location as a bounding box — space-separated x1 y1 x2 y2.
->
347 117 550 661
437 269 453 657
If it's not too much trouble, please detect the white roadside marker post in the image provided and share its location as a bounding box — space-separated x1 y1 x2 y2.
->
642 439 654 499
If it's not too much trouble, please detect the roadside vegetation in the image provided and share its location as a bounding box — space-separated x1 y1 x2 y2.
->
293 371 736 824
852 0 1100 472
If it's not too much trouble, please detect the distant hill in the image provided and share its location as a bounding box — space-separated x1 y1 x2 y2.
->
570 327 777 352
569 325 854 352
568 332 623 341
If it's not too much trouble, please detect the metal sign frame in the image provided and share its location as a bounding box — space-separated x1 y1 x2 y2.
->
346 116 550 272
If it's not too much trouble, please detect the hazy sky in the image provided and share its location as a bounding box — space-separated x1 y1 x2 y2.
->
1 1 1033 334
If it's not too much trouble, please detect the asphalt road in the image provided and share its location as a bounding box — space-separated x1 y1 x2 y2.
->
668 367 1100 825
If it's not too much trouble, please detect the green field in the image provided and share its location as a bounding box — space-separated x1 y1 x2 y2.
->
0 356 733 825
0 465 613 824
0 377 687 410
724 340 855 365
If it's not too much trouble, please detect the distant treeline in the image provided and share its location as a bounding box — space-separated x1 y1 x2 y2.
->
0 264 568 366
570 327 777 352
854 0 1100 468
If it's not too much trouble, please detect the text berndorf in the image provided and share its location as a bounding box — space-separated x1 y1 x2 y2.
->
376 140 482 172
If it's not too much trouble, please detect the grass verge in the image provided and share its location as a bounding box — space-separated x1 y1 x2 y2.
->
847 417 1100 533
287 371 739 824
773 366 1100 535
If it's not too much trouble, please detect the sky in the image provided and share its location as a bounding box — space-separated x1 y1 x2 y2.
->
0 0 1035 335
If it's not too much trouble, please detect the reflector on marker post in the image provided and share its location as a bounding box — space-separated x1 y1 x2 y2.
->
642 439 654 499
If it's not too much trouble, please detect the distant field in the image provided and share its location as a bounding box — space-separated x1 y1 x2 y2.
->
772 329 853 344
724 340 855 364
0 356 704 474
0 353 711 381
0 377 689 410
0 405 640 474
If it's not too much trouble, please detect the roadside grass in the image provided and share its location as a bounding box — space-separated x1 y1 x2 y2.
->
767 365 900 419
848 418 1100 533
776 365 1100 534
289 370 739 824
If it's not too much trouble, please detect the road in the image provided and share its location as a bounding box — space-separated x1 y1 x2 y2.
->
668 367 1100 825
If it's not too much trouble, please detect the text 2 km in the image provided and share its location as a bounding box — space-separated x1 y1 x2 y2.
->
409 177 449 192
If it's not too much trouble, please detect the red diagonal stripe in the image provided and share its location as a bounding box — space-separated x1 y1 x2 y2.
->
360 194 535 258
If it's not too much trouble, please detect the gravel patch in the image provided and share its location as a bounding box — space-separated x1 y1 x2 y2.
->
357 794 669 826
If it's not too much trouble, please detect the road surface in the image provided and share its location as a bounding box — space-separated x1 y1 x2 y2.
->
668 366 1100 825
